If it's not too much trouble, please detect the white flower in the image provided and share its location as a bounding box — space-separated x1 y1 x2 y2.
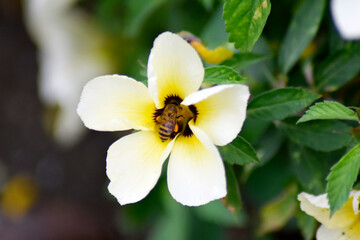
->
298 191 360 240
331 0 360 40
77 32 250 206
24 0 113 146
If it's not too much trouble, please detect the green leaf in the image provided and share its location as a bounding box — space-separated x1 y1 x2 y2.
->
204 66 246 84
222 53 271 70
326 144 360 215
247 87 321 121
289 143 325 194
223 0 271 52
278 118 353 152
298 101 359 123
296 207 317 240
220 136 259 165
223 163 243 215
257 184 298 235
315 43 360 92
278 0 325 74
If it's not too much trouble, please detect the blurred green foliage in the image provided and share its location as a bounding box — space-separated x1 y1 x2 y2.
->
76 0 360 239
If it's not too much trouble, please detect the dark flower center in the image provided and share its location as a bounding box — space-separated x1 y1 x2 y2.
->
153 95 198 141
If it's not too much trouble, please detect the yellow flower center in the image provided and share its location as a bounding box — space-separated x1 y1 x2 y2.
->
154 96 197 142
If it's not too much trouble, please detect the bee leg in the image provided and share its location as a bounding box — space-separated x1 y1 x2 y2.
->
156 116 161 122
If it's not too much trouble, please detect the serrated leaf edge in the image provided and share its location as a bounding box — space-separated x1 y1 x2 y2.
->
297 101 359 124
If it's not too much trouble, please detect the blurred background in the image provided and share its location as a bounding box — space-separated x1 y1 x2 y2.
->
2 0 358 239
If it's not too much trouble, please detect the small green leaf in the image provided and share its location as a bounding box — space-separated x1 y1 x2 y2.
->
220 136 259 165
247 87 321 121
223 163 243 216
326 144 360 215
204 66 246 84
315 43 360 92
223 0 271 52
289 143 325 194
298 101 359 123
278 118 353 152
278 0 325 74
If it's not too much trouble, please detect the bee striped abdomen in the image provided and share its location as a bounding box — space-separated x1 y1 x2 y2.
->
158 120 176 141
155 103 179 142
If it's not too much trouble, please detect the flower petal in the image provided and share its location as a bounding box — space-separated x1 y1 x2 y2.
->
107 131 174 205
147 32 204 108
182 84 250 146
316 225 347 240
351 190 360 215
298 192 329 208
77 75 155 131
298 192 356 229
317 223 360 240
331 0 360 40
167 124 226 206
346 221 360 239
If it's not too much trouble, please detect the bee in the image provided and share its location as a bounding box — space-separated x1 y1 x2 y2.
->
155 103 181 142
